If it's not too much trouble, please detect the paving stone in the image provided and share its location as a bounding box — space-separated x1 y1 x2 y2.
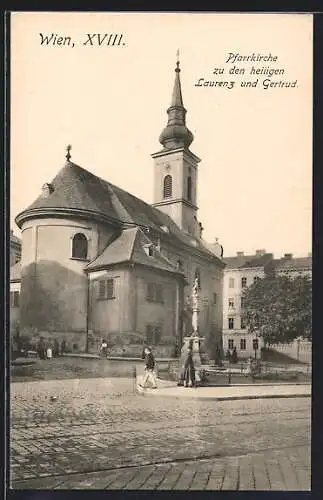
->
205 460 225 490
272 449 302 490
10 379 311 491
252 453 271 490
238 455 254 490
265 453 286 490
221 457 240 490
139 464 172 490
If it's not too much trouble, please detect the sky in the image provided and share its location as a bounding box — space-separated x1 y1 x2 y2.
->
10 12 312 258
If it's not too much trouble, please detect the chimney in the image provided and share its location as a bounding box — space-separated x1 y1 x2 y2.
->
255 249 266 256
237 251 244 257
284 253 293 259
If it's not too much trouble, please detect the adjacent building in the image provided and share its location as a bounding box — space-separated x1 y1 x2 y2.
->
10 230 21 266
11 58 225 356
222 250 273 358
221 250 312 359
269 253 312 279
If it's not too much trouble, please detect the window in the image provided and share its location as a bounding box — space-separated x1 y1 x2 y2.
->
146 325 162 345
253 276 260 284
147 283 163 303
241 277 247 288
163 175 172 199
240 338 246 350
241 296 246 309
148 245 154 257
98 279 115 300
187 176 192 201
10 291 20 308
240 317 247 329
228 339 234 350
72 233 88 260
229 278 235 288
228 317 234 330
212 292 217 305
145 229 160 247
228 297 234 309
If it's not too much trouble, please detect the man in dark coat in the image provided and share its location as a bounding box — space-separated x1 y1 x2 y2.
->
183 348 196 387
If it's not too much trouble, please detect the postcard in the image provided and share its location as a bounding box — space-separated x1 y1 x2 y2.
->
9 12 312 491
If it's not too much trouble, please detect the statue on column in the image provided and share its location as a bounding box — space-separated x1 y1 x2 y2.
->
191 277 199 336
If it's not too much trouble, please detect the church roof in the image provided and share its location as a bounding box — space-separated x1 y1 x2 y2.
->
16 161 223 264
86 227 185 276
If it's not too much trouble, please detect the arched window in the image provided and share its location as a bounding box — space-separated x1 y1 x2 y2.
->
163 175 172 199
72 233 88 260
187 176 192 201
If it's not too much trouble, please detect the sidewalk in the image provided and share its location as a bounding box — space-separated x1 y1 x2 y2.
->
137 379 311 401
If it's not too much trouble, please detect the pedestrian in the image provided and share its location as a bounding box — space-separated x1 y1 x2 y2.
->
226 349 231 363
139 347 157 389
183 348 196 387
100 339 108 357
37 338 46 360
53 339 59 357
232 346 238 364
60 339 66 356
46 343 53 359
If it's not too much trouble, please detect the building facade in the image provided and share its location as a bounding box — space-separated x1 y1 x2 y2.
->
222 250 273 359
10 230 21 266
12 58 225 357
269 253 312 279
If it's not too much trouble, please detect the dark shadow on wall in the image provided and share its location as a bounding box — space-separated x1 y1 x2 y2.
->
20 260 88 333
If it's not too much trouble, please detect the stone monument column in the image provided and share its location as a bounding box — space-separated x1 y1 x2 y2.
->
180 277 203 383
190 277 202 367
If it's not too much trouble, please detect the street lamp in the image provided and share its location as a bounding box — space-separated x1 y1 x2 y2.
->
253 337 259 360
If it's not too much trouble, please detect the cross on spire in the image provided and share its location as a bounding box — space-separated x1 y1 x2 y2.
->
66 144 72 162
176 49 180 72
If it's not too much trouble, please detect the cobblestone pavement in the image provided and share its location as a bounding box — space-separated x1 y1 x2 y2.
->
10 378 311 490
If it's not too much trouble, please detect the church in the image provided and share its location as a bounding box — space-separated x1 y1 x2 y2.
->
13 57 225 357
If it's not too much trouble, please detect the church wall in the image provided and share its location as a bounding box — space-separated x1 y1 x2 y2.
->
88 266 181 357
18 218 104 351
134 267 177 338
89 268 126 334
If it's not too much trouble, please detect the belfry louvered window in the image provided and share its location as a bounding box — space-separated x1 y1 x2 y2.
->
163 175 172 199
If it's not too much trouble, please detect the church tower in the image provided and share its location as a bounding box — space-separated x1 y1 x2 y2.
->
152 55 202 238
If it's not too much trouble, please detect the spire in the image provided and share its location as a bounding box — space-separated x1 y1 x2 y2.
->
159 53 194 150
171 49 184 107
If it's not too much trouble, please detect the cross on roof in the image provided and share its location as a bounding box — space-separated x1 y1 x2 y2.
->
176 49 180 69
66 144 72 162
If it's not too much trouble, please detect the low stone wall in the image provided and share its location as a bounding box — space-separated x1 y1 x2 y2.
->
271 340 312 364
19 330 87 353
18 329 176 359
